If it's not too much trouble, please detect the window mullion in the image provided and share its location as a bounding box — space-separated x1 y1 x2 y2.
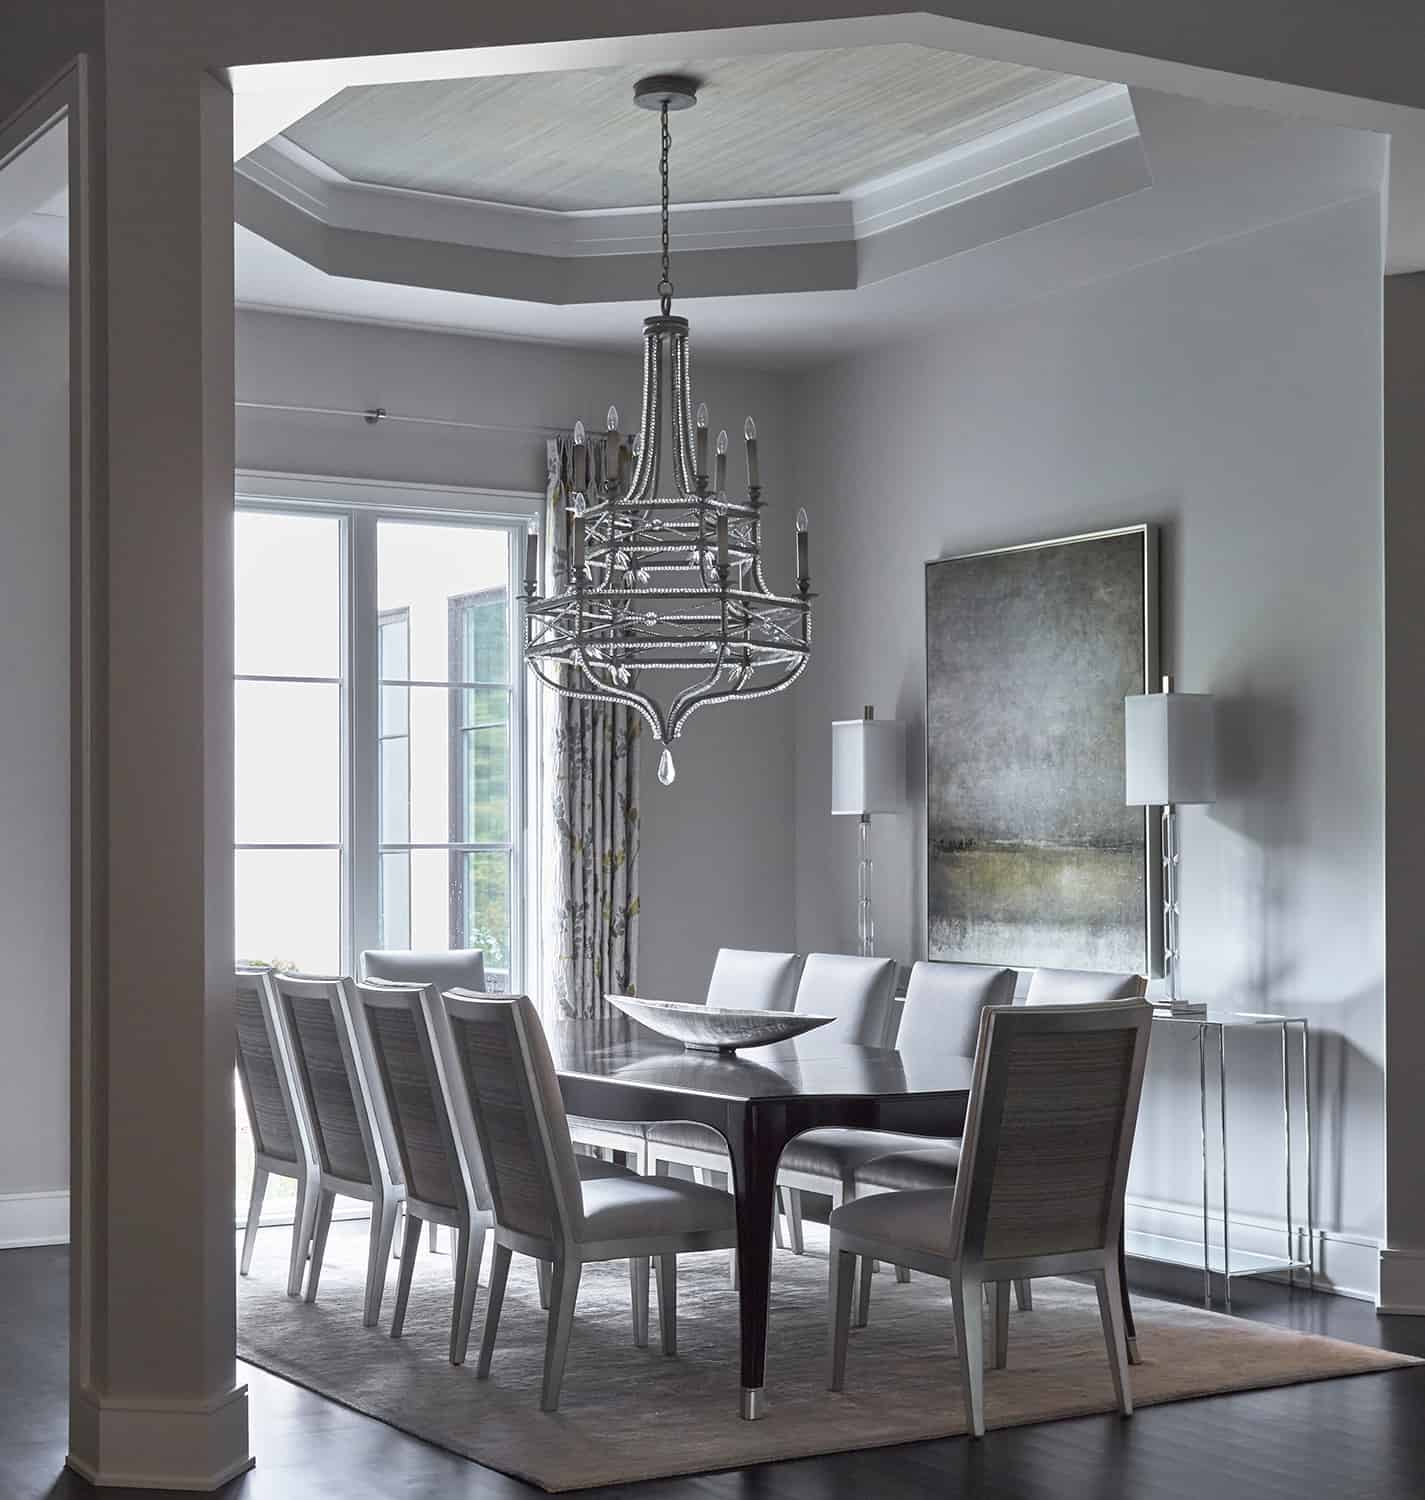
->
348 511 381 962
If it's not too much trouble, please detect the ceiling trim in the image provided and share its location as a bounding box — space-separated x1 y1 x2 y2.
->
233 82 1145 301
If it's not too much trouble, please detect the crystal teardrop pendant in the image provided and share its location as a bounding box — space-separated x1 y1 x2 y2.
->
657 747 677 785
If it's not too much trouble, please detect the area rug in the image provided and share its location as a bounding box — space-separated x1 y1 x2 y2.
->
237 1221 1415 1492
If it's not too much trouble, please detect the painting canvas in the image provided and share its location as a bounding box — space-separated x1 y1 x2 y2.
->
925 527 1158 974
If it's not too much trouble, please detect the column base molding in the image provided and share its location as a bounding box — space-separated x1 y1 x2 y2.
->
67 1382 252 1491
1378 1248 1425 1314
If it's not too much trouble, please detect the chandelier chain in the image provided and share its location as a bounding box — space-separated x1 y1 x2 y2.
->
658 101 673 315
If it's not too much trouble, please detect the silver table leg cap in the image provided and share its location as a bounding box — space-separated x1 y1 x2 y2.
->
740 1387 766 1420
1126 1336 1141 1366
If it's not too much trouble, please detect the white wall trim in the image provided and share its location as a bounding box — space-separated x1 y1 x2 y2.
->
1378 1248 1425 1315
1125 1193 1379 1303
0 1189 69 1248
67 1383 253 1492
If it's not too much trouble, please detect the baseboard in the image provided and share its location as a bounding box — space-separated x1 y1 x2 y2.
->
68 1382 252 1491
0 1189 69 1248
1377 1248 1425 1314
1125 1194 1379 1303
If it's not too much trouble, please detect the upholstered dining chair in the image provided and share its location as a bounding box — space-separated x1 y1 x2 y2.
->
272 972 406 1327
359 949 485 1253
777 961 1016 1310
826 999 1153 1438
644 952 896 1270
1024 967 1148 1005
444 990 738 1411
356 981 487 1362
235 967 321 1297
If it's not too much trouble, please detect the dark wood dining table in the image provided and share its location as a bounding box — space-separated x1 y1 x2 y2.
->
553 1015 1139 1418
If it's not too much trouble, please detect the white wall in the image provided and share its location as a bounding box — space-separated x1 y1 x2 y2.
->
235 310 801 1001
789 195 1385 1295
0 279 70 1244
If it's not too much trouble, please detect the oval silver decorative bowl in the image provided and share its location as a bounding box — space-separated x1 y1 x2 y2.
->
606 996 834 1053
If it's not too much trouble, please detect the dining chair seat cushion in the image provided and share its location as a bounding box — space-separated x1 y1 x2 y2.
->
579 1172 736 1241
575 1156 637 1183
570 1116 649 1140
645 1120 729 1153
779 1128 958 1180
853 1143 962 1192
829 1187 957 1259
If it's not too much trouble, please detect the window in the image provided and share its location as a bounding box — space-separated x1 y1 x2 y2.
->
234 500 530 984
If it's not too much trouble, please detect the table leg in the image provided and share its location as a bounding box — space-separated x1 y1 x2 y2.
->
1199 1023 1211 1307
1302 1021 1315 1293
1283 1021 1294 1287
723 1108 781 1420
1220 1025 1232 1313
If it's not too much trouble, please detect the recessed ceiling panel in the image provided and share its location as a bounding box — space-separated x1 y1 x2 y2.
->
283 46 1103 211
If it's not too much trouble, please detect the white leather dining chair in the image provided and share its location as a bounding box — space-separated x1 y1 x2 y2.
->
272 972 406 1327
235 966 321 1297
826 999 1153 1437
445 991 738 1411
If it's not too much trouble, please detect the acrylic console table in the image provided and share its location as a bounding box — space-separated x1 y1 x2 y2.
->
1125 1009 1313 1310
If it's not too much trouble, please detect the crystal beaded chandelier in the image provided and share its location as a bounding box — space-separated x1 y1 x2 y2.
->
522 75 813 787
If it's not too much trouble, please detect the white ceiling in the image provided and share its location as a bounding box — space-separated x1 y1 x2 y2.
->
283 47 1102 211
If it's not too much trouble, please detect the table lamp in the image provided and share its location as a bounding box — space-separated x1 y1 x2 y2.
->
1125 677 1216 1010
832 706 907 957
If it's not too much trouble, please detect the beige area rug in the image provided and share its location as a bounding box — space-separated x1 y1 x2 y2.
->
237 1220 1415 1492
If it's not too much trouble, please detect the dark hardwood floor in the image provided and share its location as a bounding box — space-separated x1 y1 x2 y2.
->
3 1238 1424 1499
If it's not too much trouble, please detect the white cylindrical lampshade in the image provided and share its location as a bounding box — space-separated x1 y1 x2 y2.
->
832 717 907 815
1125 692 1217 806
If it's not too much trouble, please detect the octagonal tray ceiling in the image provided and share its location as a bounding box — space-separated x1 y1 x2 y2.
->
282 46 1103 211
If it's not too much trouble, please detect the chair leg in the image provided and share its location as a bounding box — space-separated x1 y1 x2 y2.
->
477 1243 512 1379
951 1267 986 1439
286 1168 319 1298
1015 1278 1033 1311
1096 1262 1134 1416
535 1256 551 1310
450 1221 485 1366
540 1259 583 1412
630 1256 650 1348
304 1189 336 1303
827 1246 857 1391
895 1263 912 1284
364 1193 401 1328
990 1281 1009 1370
240 1167 268 1277
428 1220 441 1254
782 1187 805 1255
855 1254 874 1328
655 1254 678 1355
390 1210 422 1339
773 1188 787 1251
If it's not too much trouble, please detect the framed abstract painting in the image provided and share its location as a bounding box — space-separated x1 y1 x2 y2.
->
924 525 1160 975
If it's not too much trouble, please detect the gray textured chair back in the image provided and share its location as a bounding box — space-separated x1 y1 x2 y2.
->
235 967 306 1167
443 991 583 1244
361 947 486 993
358 983 464 1214
1023 967 1147 1006
794 953 898 1045
274 973 391 1188
952 1001 1152 1265
705 948 803 1012
895 961 1017 1057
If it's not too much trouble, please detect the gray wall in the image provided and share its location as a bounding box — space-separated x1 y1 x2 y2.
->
789 195 1385 1292
0 281 69 1215
235 310 801 1002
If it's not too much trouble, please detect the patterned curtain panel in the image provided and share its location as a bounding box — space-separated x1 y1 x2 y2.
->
538 437 642 1019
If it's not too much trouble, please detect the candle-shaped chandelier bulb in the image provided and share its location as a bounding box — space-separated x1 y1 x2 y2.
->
796 506 810 588
695 402 709 480
523 75 812 786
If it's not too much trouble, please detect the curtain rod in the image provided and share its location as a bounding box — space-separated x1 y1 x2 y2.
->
236 399 568 437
